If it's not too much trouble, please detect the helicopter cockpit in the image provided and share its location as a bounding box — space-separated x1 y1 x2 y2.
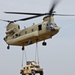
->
43 15 58 30
46 22 57 30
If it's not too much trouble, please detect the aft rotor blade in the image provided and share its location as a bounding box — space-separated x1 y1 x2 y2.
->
0 19 13 22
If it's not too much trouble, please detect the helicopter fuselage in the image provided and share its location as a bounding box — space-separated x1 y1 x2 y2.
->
4 21 60 46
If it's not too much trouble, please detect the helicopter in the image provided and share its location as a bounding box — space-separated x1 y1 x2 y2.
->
2 1 75 50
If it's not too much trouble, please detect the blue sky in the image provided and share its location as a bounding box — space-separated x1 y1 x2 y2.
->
0 0 75 75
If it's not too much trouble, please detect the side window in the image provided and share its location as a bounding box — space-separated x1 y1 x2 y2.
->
38 25 42 31
27 67 29 69
32 29 34 32
25 31 27 34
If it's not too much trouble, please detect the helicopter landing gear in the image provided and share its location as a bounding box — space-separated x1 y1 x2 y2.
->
22 46 24 50
7 45 10 49
42 41 47 46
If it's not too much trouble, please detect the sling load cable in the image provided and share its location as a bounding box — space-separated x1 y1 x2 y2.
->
21 50 24 67
35 42 40 65
21 47 27 67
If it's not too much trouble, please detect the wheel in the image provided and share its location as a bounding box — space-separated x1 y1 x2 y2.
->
32 71 35 75
42 41 47 46
22 46 24 50
7 45 10 49
40 71 43 75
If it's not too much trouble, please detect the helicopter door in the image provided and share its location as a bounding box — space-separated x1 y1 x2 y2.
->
38 25 42 31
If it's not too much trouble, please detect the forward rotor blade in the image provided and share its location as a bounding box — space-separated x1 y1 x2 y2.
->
54 13 75 16
4 12 47 15
4 0 59 16
4 0 59 22
49 0 58 16
14 15 44 22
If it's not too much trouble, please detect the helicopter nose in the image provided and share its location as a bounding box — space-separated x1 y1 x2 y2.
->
54 26 60 31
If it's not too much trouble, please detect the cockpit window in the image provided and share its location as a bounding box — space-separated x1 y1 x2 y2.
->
46 22 53 30
47 22 53 27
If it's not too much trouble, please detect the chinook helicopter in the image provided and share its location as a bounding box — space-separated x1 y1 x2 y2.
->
2 1 75 50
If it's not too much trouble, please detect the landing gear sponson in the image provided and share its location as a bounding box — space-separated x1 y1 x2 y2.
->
7 45 25 50
7 41 47 50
